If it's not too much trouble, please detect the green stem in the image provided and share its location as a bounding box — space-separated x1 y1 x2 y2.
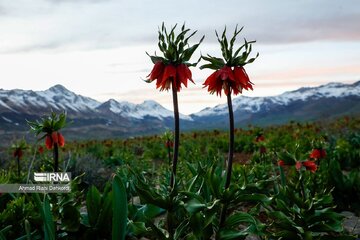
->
17 156 20 177
167 209 174 239
168 81 180 239
170 83 180 189
53 143 59 172
299 172 306 201
279 166 286 186
225 91 235 189
219 89 235 227
167 141 172 166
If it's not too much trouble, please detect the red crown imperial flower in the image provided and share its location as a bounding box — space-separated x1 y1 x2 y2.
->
201 26 258 96
146 23 204 92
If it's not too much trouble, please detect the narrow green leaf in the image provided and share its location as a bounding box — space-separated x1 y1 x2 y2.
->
184 199 206 213
174 221 189 240
95 191 113 235
112 176 128 240
127 221 149 235
86 186 101 226
0 225 12 240
24 219 31 240
146 52 164 64
34 194 55 240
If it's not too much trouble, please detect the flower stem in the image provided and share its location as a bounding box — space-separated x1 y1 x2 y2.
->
167 143 172 166
168 82 180 238
225 91 235 189
170 82 180 189
219 89 235 227
53 143 59 172
17 156 20 177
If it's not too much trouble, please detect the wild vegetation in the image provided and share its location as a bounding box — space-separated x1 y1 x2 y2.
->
0 115 359 239
1 23 359 240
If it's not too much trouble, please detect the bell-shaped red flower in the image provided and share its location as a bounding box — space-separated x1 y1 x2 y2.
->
277 160 285 166
203 66 253 96
302 160 318 173
233 66 253 93
146 23 202 92
295 160 318 173
147 62 194 92
13 149 23 159
45 132 65 149
309 148 326 159
201 26 257 97
45 135 53 150
38 146 44 154
165 140 174 148
255 134 265 142
51 132 59 144
58 133 65 147
148 61 165 81
176 63 193 88
295 161 302 170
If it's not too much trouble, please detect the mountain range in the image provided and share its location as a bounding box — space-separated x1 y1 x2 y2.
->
0 81 359 145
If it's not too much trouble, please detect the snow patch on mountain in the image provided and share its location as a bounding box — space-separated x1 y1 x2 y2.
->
0 85 101 112
193 81 360 117
103 99 192 120
1 116 12 123
0 99 14 111
274 82 360 105
38 85 101 111
1 81 358 121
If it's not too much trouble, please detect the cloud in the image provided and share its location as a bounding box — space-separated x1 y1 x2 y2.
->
254 64 360 82
46 0 110 3
1 0 359 54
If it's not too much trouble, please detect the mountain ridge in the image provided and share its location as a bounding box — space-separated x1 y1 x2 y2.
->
192 80 360 117
0 80 359 144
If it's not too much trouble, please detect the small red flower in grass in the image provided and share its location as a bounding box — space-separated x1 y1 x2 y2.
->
309 148 326 159
165 140 174 148
256 134 265 142
302 160 317 173
278 160 285 166
259 146 267 154
295 161 302 170
296 160 318 173
13 149 23 159
38 146 44 154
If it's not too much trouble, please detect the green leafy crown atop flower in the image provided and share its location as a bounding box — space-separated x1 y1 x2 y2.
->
27 112 67 138
147 23 204 66
200 25 259 70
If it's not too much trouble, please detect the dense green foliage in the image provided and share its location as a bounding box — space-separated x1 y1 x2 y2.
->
0 116 359 239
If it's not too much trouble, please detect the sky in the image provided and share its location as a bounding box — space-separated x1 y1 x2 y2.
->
0 0 359 114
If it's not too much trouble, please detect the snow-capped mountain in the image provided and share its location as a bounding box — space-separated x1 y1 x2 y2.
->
0 84 192 143
0 84 100 114
97 99 192 120
193 81 360 118
0 84 190 120
0 81 359 144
